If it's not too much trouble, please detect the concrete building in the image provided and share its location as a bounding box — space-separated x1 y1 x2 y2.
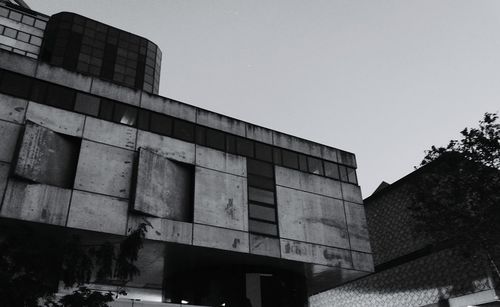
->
0 2 373 306
310 157 500 307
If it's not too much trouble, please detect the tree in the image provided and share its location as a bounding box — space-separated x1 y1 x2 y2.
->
0 220 151 307
408 112 500 280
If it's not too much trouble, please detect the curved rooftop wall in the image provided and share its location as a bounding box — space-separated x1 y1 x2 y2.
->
39 12 161 94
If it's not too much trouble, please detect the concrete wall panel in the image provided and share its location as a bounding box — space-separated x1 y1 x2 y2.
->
193 223 249 253
195 145 246 177
272 132 322 158
345 202 371 253
196 109 245 137
194 167 248 231
246 124 273 144
134 149 192 221
140 92 196 122
321 146 339 163
0 162 9 202
0 120 21 163
83 117 137 150
280 239 353 268
67 190 128 235
0 180 71 226
90 78 140 106
15 122 80 188
74 140 135 198
136 130 195 164
338 150 357 168
275 166 342 199
26 102 85 137
0 93 27 123
341 183 363 204
351 251 374 272
35 62 92 92
128 215 193 245
277 186 349 249
250 234 281 258
0 49 37 76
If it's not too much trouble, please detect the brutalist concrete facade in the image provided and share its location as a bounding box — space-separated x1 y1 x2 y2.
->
0 2 373 306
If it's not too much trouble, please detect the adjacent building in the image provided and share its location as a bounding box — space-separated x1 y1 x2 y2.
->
0 1 373 306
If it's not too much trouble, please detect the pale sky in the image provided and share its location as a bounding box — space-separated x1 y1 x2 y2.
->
29 0 500 197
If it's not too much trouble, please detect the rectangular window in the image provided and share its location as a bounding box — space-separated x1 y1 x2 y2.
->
74 92 100 116
195 126 206 146
249 204 276 222
298 154 308 172
339 165 348 182
324 161 340 180
247 174 275 191
137 109 150 130
225 134 236 154
255 142 273 162
247 159 274 178
3 27 16 38
307 157 324 175
0 71 32 99
150 112 173 136
46 85 76 110
273 148 282 165
346 167 358 184
236 137 254 157
282 150 298 169
99 98 114 121
173 119 195 142
248 187 275 205
206 128 225 151
249 220 278 236
17 32 30 43
113 103 137 126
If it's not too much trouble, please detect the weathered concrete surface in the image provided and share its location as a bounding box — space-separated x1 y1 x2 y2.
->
338 150 357 168
26 102 85 137
67 190 128 235
15 122 80 188
272 132 322 158
90 78 140 106
74 140 135 198
246 124 273 145
249 234 281 258
280 239 353 268
277 186 349 249
83 117 137 150
196 109 245 137
0 93 27 123
193 223 249 253
195 145 246 177
194 167 248 231
140 92 196 122
128 215 193 245
351 251 374 272
341 182 363 204
345 202 371 253
0 120 21 163
136 130 195 164
134 149 193 221
275 166 342 199
0 180 71 226
35 62 92 92
0 49 37 76
0 162 9 203
320 146 339 163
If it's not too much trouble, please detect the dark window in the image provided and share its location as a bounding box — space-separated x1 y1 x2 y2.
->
99 98 114 121
346 167 358 184
248 187 275 205
30 79 48 103
249 204 276 222
206 128 225 151
282 150 298 169
255 142 273 162
150 112 173 136
273 148 282 165
173 119 195 142
236 137 254 157
339 165 348 182
324 161 340 180
195 126 206 146
45 85 75 110
249 220 278 236
247 174 275 191
298 154 308 172
307 157 324 175
0 71 32 99
113 103 137 126
137 109 150 130
225 134 236 154
247 159 274 178
74 92 100 116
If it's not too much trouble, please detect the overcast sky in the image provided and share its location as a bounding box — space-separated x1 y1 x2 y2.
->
29 0 500 197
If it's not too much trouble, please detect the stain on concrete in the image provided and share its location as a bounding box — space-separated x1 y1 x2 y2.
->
232 238 240 248
225 198 236 220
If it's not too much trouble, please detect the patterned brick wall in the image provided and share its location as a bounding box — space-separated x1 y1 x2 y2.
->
309 248 492 307
365 183 429 266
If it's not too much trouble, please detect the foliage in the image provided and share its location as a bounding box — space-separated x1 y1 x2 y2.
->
0 220 151 307
409 112 500 278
